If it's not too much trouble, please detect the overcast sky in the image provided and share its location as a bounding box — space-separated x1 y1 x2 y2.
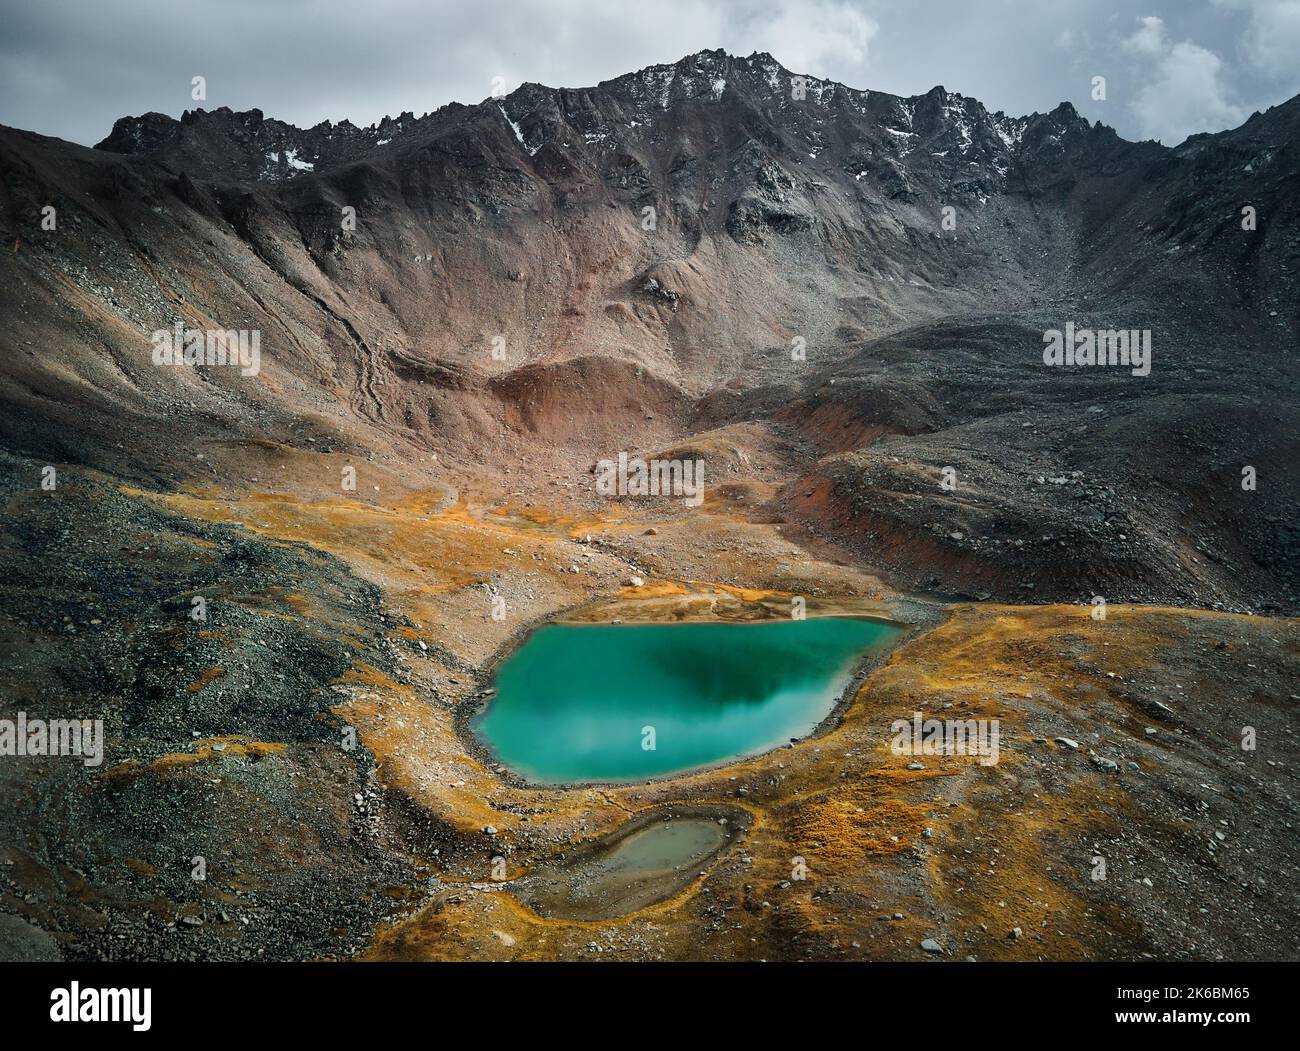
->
2 0 1298 148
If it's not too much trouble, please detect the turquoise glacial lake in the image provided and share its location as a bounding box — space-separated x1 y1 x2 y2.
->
473 617 901 784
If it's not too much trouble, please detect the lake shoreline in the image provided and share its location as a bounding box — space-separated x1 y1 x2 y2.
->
453 587 941 791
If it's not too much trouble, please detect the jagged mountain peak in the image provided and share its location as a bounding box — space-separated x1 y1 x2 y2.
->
92 48 1150 193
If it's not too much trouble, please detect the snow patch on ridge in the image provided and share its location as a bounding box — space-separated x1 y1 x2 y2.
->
499 104 541 156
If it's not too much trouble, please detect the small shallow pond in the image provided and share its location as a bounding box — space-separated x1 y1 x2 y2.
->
513 807 746 920
472 617 902 783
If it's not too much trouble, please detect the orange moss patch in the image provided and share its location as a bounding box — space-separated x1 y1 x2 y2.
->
625 580 689 599
794 795 933 865
281 591 312 613
186 666 226 693
478 501 632 537
102 736 286 781
698 581 782 603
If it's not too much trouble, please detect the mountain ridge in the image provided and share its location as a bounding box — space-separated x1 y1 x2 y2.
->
91 49 1142 185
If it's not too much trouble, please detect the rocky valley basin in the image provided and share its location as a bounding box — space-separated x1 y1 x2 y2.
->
472 617 903 783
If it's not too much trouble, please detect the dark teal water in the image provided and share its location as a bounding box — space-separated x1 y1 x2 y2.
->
473 617 901 783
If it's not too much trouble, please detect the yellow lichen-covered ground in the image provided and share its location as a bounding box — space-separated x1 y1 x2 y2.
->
118 483 1300 961
103 736 287 782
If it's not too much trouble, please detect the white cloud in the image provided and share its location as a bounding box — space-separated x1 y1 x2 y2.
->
1121 16 1246 144
734 1 878 73
1236 0 1300 80
1123 15 1168 55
